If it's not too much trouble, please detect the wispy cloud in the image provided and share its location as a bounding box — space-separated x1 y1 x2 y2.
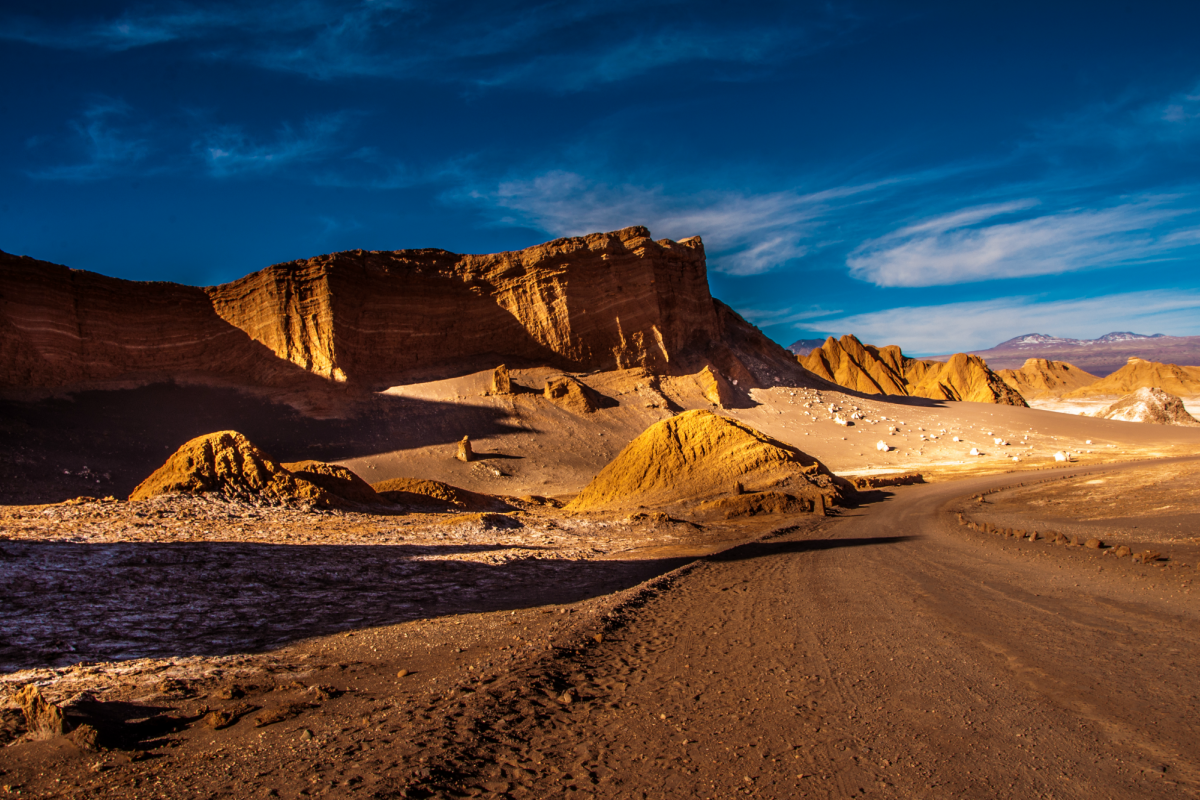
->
847 198 1197 288
0 1 851 91
197 115 349 177
27 99 150 181
798 290 1200 354
469 169 897 275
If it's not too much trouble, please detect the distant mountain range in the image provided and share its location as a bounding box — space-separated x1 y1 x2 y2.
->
786 338 827 356
942 332 1200 377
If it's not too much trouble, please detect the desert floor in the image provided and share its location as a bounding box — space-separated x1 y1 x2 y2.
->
2 371 1200 798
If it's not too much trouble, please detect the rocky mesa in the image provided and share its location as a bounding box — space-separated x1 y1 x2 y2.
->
0 227 798 401
996 358 1099 400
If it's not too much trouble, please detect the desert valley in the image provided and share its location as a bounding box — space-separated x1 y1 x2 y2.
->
0 227 1199 799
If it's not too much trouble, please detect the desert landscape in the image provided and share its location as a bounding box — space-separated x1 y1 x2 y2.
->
1 227 1199 800
5 5 1200 799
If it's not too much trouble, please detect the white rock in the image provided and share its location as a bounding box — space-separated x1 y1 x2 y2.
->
952 436 961 442
969 447 982 456
1054 451 1068 462
876 440 890 452
1012 456 1020 462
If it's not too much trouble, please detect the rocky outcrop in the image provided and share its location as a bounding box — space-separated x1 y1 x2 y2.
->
799 335 1026 406
695 365 737 407
543 375 602 414
282 460 386 506
1095 387 1200 426
371 477 513 512
996 358 1099 399
566 410 849 514
1063 357 1200 399
1 228 807 399
129 431 333 505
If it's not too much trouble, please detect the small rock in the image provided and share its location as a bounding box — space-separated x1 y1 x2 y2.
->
456 436 474 463
397 669 410 678
1085 538 1103 549
1113 545 1132 557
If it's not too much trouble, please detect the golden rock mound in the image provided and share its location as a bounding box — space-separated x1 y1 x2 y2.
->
283 460 386 506
1064 357 1200 399
371 477 513 512
129 431 332 505
800 335 1026 406
567 410 848 515
996 358 1099 400
544 375 601 414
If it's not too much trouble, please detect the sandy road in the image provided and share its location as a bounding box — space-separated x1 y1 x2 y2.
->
414 465 1200 799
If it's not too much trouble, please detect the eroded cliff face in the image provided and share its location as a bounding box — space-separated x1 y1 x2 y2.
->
799 335 1027 406
1 227 774 397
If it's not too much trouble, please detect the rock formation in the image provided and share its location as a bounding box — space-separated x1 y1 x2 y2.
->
799 335 1026 406
695 365 737 407
566 410 849 515
486 365 512 395
2 228 809 401
129 431 333 505
282 460 387 506
996 358 1099 400
1094 387 1200 426
1063 357 1200 399
371 477 513 512
456 436 474 463
543 375 602 414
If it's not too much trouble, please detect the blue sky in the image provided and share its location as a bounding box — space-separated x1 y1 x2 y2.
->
3 0 1199 354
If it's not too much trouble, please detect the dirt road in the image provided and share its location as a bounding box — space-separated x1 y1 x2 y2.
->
409 466 1200 799
4 465 1198 799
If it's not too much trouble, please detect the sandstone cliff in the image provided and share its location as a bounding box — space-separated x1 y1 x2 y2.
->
799 335 1026 406
1 228 801 401
1063 357 1200 399
996 358 1099 400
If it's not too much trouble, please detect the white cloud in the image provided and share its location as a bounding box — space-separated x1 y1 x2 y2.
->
475 170 891 275
802 290 1200 354
847 199 1195 287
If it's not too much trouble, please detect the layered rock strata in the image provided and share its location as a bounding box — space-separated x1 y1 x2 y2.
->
1063 357 1200 399
3 227 765 398
799 335 1027 406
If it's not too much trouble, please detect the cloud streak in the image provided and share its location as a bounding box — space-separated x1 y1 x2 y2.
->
472 170 892 275
0 1 849 92
27 100 150 181
798 290 1200 355
847 198 1197 287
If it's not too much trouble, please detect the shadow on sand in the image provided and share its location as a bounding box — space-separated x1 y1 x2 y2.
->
0 531 912 674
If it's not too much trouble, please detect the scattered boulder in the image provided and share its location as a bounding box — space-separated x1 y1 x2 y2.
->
456 436 474 463
1132 550 1162 564
876 440 890 452
16 685 68 740
1054 451 1069 462
1085 538 1104 549
1095 387 1200 426
486 365 512 396
129 431 333 506
544 375 602 414
567 410 849 515
1113 545 1132 557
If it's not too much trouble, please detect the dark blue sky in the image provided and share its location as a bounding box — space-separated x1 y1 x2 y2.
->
3 1 1199 354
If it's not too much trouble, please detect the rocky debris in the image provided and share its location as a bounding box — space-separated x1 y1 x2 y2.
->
440 512 524 530
129 431 334 506
486 365 513 396
543 375 602 414
282 460 387 506
567 410 849 515
1094 387 1200 426
695 365 737 408
850 473 924 490
699 491 814 519
799 335 1027 406
1064 357 1200 400
456 436 474 463
1132 550 1162 564
16 684 68 739
370 477 513 512
997 358 1099 400
1113 545 1133 557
